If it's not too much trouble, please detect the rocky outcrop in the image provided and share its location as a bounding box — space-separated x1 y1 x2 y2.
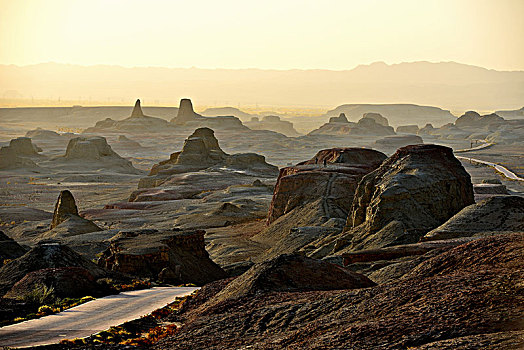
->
0 242 108 296
8 137 42 156
338 144 474 252
25 128 63 140
361 112 389 126
206 254 375 307
48 190 101 236
417 123 435 135
134 128 278 199
244 115 300 137
423 196 524 241
97 230 227 285
0 146 38 170
374 134 423 149
0 231 27 262
83 99 172 133
329 113 349 123
396 125 419 133
153 233 523 350
455 111 504 129
267 148 387 225
57 136 141 174
170 99 246 129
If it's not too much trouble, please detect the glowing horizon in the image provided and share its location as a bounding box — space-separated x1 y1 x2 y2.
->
1 0 523 71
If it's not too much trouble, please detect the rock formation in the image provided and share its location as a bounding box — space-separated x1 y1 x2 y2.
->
97 229 227 285
361 112 389 126
170 99 246 129
8 137 42 156
374 134 423 149
206 254 374 307
396 125 419 133
338 144 474 252
0 231 27 262
48 190 101 236
244 115 300 137
4 267 102 299
0 242 108 296
0 146 38 170
252 148 387 260
153 234 523 349
57 136 141 174
133 128 278 200
83 99 172 133
422 196 524 241
329 113 349 123
455 111 504 129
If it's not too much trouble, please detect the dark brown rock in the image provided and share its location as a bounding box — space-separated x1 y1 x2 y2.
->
51 190 79 229
0 231 27 262
97 230 227 285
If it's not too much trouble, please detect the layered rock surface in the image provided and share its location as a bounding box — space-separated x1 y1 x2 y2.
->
97 229 227 285
170 99 246 129
338 144 474 252
244 115 300 137
423 195 524 241
309 113 395 136
0 242 108 296
0 138 40 169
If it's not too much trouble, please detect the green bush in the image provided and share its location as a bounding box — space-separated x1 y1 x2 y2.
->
19 284 56 306
38 305 53 315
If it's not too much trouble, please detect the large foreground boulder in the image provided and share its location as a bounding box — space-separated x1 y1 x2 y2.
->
339 144 474 251
97 230 227 285
423 195 524 241
207 254 375 307
0 243 108 296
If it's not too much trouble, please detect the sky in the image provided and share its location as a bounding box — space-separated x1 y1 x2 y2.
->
0 0 523 71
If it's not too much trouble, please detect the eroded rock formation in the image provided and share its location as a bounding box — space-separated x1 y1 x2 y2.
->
49 190 101 236
97 229 227 285
338 144 474 251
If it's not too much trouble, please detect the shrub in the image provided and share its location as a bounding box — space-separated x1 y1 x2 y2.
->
19 284 55 306
37 305 53 315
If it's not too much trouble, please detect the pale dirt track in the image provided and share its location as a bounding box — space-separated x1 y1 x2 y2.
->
0 286 199 348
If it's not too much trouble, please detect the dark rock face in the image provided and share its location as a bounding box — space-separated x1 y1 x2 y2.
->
207 254 375 306
0 231 27 261
328 113 349 123
267 148 387 225
340 144 474 251
51 190 79 229
153 234 523 350
0 243 108 297
97 230 227 285
4 267 101 299
423 196 524 241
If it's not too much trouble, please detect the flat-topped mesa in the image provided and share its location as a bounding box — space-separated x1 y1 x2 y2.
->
51 190 79 229
172 98 199 124
329 113 349 123
64 136 119 160
9 137 42 156
130 99 144 118
337 144 474 252
267 148 387 225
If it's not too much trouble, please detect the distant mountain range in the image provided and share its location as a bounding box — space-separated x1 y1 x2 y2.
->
1 61 523 112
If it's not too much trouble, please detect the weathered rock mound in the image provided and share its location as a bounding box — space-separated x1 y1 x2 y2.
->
340 144 474 251
170 99 246 129
208 254 375 306
423 196 524 241
267 148 387 225
396 124 419 133
8 137 42 156
309 113 395 136
0 231 27 261
51 190 79 228
244 115 300 137
0 243 108 296
4 267 101 299
97 230 227 285
329 113 349 123
362 112 389 126
58 136 141 173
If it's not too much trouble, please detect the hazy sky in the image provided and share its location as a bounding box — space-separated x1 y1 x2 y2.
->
1 0 523 71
